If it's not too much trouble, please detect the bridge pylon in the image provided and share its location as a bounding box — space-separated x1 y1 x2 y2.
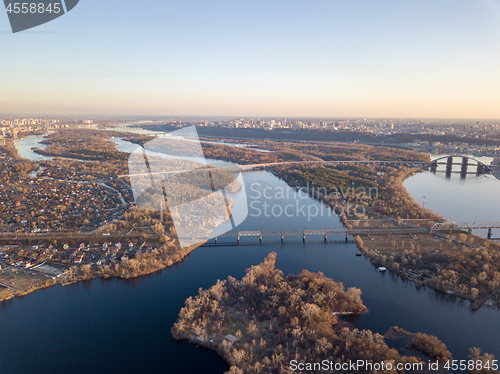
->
477 163 484 176
430 161 437 173
446 157 453 178
461 157 468 179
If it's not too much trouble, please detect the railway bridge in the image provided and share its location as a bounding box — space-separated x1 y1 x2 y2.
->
206 221 500 245
1 222 499 245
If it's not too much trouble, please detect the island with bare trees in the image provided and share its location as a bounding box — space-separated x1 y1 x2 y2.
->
172 253 498 374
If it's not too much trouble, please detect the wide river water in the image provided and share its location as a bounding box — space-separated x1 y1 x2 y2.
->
404 154 500 238
1 135 499 374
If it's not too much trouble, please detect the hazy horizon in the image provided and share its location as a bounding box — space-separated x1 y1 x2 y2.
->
2 113 500 123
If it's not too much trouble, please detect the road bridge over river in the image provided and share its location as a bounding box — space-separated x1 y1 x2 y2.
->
235 155 498 180
120 154 499 182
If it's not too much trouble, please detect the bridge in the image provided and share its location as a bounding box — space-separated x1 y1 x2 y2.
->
430 222 500 239
120 159 429 178
0 221 498 245
236 156 495 179
428 156 492 178
121 155 499 181
112 125 149 132
211 227 429 244
205 221 500 244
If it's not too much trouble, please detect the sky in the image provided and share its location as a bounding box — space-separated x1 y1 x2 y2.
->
1 0 500 119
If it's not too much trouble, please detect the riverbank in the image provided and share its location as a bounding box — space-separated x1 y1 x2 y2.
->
0 241 202 303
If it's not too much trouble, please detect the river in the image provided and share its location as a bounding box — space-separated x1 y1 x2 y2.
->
404 154 500 238
1 136 499 374
13 134 52 161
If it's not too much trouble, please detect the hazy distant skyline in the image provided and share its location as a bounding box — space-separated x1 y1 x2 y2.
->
2 0 500 119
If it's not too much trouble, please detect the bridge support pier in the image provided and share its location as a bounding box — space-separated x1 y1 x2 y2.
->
214 237 217 244
446 157 453 178
468 228 472 235
324 233 327 243
303 233 306 242
346 232 349 242
430 161 437 173
488 228 492 240
281 234 284 243
237 233 240 244
259 234 262 243
477 163 484 176
461 157 468 179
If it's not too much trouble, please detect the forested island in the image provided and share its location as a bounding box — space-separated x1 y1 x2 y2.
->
172 253 496 374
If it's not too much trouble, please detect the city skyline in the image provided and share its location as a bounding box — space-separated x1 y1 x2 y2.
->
2 0 500 118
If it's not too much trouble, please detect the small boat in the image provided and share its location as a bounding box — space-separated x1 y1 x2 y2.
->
378 267 387 272
356 252 362 256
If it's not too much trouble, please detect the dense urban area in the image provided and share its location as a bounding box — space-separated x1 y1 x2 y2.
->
2 116 500 155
